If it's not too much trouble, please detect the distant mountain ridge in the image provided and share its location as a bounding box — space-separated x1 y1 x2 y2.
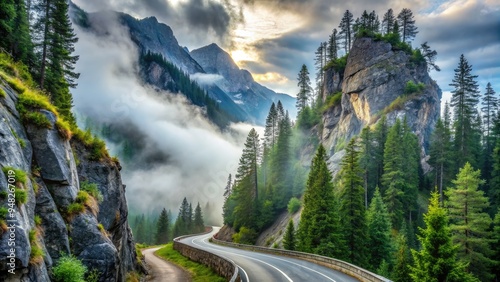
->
70 2 295 125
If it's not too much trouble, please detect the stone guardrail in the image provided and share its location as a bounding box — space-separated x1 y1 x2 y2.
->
211 236 391 282
173 229 240 282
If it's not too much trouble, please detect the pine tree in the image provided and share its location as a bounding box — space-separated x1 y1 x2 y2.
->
263 103 279 148
382 8 395 35
429 118 453 201
393 234 411 282
450 54 480 169
491 140 500 213
420 42 440 72
135 214 147 244
401 118 419 222
193 203 204 233
410 192 479 282
296 64 312 113
173 197 190 237
492 210 500 281
314 42 327 92
366 188 393 271
446 162 494 281
271 113 292 209
373 116 388 189
0 1 15 52
283 219 296 250
155 208 170 244
233 129 260 229
327 28 338 61
297 145 344 258
382 119 405 227
359 127 376 208
397 8 418 43
338 138 369 267
481 82 497 191
338 10 354 53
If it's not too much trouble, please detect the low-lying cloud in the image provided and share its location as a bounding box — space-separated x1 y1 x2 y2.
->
190 73 224 86
71 15 250 224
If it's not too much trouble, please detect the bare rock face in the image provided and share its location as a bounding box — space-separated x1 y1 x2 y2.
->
321 37 441 174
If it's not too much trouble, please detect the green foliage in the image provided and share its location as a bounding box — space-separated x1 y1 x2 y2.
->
0 88 5 98
67 202 85 216
446 163 494 281
0 207 8 219
324 55 348 73
80 181 103 203
296 106 320 130
155 208 170 244
232 227 257 244
14 188 27 205
156 243 226 282
404 80 425 95
392 234 411 282
338 138 369 267
297 145 345 258
429 118 453 200
2 166 27 186
85 269 100 282
34 215 42 226
410 192 479 282
287 197 301 214
367 188 393 270
321 91 342 113
283 220 296 250
296 64 312 112
52 255 88 282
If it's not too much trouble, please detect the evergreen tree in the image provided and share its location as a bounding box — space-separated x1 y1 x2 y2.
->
382 8 395 35
338 138 369 267
481 82 497 191
155 208 170 244
392 234 411 282
314 42 327 93
193 203 204 233
446 162 494 281
396 8 418 43
450 54 480 169
338 10 354 53
283 219 296 251
368 10 380 33
420 42 440 72
271 112 293 209
373 116 388 189
296 64 312 113
233 129 260 229
297 145 344 258
491 140 500 213
410 192 479 282
429 118 453 201
359 127 376 208
492 210 500 281
263 103 279 148
382 119 405 227
366 188 393 271
401 118 419 222
327 28 338 61
0 1 15 52
135 214 147 244
173 197 190 237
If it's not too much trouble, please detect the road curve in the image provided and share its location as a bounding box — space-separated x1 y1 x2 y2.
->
179 227 360 282
142 247 190 282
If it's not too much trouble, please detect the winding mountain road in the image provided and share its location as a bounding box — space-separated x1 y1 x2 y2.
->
142 247 190 282
179 227 360 282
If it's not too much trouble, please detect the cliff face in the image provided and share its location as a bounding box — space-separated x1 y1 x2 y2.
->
0 79 138 280
322 37 441 173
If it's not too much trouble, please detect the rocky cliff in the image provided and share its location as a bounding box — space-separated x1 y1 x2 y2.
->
0 62 139 280
322 37 441 173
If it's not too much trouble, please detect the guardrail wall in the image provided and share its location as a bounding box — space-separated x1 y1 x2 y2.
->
173 230 240 282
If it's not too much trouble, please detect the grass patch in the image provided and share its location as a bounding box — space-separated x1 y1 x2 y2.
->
0 207 8 233
29 229 44 264
52 255 87 282
23 112 52 128
80 181 103 203
322 91 342 112
73 128 110 161
126 272 141 282
15 189 27 205
0 88 5 98
324 55 348 73
97 223 109 237
56 118 72 140
156 243 226 282
2 166 28 187
34 215 42 226
404 80 425 95
76 190 99 216
6 77 26 93
10 129 26 148
67 202 85 217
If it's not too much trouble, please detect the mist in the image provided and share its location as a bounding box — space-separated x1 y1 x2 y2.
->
70 15 253 225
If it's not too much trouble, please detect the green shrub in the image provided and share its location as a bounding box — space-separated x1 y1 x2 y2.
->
2 166 28 186
404 80 425 95
232 227 257 244
56 119 72 140
15 189 28 205
29 229 44 264
0 88 5 98
52 255 87 282
80 181 103 203
324 55 348 73
6 77 26 93
0 207 8 219
322 91 342 112
34 215 42 226
86 269 100 282
67 202 85 215
287 197 301 214
411 49 426 64
10 129 26 148
23 112 52 128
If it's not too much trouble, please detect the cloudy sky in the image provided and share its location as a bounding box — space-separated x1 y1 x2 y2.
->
73 0 499 100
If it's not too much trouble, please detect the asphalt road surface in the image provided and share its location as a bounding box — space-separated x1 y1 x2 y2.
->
179 227 360 282
142 247 190 282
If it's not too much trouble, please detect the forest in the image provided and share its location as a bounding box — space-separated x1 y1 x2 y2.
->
223 7 500 282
